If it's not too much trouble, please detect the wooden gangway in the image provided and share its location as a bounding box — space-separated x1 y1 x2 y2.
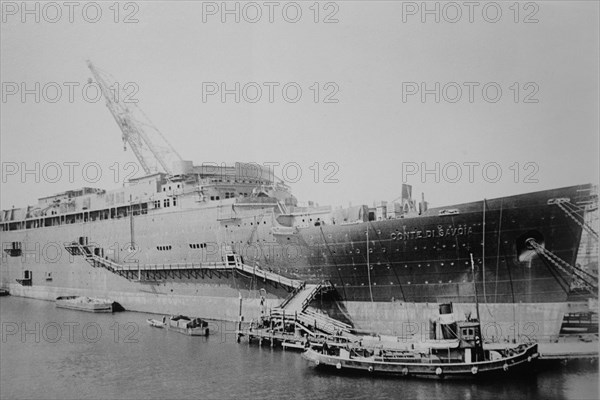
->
237 279 359 348
65 241 303 290
278 283 321 313
268 308 354 336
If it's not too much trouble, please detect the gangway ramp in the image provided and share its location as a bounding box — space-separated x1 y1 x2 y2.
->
65 241 303 290
269 280 354 337
280 284 321 313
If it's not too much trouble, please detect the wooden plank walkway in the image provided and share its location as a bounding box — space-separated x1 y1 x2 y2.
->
236 327 320 349
537 341 598 360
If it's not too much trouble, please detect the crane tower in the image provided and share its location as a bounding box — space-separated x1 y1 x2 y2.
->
87 60 183 176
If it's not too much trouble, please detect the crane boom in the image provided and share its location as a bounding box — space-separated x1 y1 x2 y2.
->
87 60 183 176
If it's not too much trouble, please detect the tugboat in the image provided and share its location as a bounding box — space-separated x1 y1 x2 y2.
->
302 254 540 379
302 308 539 379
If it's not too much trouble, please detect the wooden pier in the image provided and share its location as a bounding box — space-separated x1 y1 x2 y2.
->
236 280 359 349
236 327 322 350
537 338 599 361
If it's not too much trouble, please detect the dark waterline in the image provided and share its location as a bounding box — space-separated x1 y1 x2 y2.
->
1 296 597 400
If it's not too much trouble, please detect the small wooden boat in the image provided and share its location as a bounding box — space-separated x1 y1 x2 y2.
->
147 318 166 328
55 296 113 312
166 315 209 336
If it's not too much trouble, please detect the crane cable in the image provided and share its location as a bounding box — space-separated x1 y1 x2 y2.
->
527 239 598 296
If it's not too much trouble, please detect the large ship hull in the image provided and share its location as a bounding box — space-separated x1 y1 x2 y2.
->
280 185 590 304
1 184 596 341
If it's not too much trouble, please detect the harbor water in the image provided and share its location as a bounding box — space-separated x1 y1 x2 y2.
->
1 296 597 400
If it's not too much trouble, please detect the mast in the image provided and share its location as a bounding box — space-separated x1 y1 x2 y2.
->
470 253 481 323
366 225 373 302
482 199 487 304
129 195 135 250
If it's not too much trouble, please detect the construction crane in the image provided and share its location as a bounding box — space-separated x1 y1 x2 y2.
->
87 60 183 176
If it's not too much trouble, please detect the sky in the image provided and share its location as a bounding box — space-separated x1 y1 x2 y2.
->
1 1 599 210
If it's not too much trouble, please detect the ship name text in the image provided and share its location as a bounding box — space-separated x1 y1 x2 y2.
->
390 224 474 241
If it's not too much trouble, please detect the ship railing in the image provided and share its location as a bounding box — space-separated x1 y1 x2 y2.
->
300 283 323 311
65 241 98 260
278 281 339 312
269 308 352 336
279 281 307 309
232 259 302 289
76 247 301 288
295 313 338 335
302 308 352 330
82 256 302 288
270 307 352 330
99 261 230 271
87 255 126 271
